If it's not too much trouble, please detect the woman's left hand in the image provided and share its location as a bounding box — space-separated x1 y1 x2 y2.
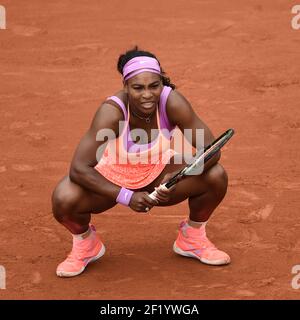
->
154 173 176 203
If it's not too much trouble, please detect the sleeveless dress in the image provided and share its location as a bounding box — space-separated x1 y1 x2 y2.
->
94 86 177 190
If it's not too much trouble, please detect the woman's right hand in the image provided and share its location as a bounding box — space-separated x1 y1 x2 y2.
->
129 192 158 213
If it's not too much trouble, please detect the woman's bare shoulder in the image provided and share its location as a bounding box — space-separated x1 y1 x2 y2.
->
167 89 190 107
108 89 128 104
95 89 126 117
166 89 194 126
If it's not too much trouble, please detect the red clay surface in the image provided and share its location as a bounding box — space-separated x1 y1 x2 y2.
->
0 0 300 300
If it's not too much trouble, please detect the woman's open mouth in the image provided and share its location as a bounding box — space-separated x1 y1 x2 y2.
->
141 102 155 109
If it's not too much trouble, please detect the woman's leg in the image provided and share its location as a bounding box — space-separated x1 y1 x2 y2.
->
141 158 230 265
52 175 117 234
52 176 118 277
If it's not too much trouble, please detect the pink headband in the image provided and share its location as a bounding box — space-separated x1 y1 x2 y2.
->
122 56 161 81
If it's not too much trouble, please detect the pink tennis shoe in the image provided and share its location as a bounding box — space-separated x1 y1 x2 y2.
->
56 224 105 277
173 220 230 266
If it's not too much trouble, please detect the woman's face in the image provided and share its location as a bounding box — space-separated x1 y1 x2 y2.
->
124 72 163 115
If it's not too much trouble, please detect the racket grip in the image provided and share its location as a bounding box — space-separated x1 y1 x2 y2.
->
148 183 168 201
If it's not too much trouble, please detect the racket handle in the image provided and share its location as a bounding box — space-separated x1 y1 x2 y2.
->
148 183 168 201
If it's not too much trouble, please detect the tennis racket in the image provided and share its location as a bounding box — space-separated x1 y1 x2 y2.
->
148 128 235 200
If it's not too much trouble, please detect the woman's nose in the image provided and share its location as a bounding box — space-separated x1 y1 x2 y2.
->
142 89 153 99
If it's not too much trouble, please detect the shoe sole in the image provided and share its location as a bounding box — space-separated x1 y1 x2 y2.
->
56 244 106 278
173 242 230 266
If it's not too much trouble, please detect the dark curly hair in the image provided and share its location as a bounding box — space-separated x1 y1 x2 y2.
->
117 46 176 90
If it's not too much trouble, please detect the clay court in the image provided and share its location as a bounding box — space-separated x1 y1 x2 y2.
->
0 0 300 299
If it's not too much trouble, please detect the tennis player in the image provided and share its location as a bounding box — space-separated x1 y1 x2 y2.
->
52 47 230 277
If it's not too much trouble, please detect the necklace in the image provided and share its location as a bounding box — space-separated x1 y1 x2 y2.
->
130 106 156 123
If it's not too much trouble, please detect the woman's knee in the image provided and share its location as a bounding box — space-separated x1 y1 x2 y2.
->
205 163 228 199
51 178 81 218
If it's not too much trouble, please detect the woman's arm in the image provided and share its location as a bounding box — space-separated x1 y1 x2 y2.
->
69 102 124 201
167 90 221 172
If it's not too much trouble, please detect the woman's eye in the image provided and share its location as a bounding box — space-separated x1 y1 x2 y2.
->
133 85 158 90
